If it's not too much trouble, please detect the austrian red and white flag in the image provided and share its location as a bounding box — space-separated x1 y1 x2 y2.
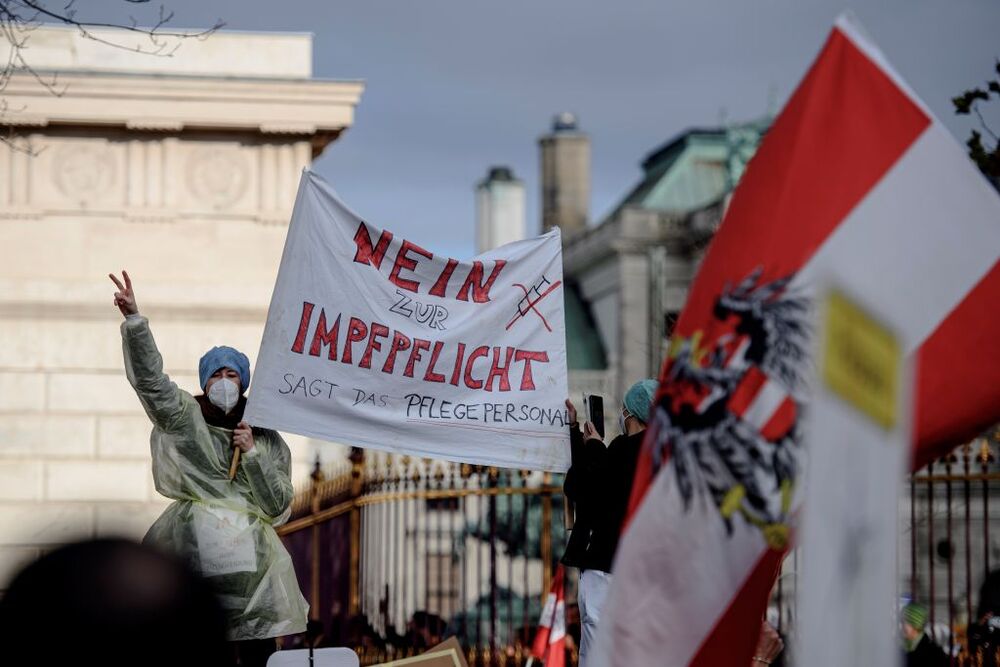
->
530 565 566 667
592 13 1000 667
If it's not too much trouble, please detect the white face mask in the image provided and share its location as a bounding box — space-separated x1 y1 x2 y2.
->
208 378 240 414
619 409 628 435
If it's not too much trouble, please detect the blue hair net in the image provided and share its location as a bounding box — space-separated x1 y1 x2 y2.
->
623 379 658 424
198 346 251 393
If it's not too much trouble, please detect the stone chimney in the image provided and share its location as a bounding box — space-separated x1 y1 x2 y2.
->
539 112 590 235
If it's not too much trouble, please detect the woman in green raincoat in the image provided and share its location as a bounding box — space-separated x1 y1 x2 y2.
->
110 270 308 666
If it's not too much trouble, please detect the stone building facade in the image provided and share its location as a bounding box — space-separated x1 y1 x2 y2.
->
562 121 768 413
0 27 363 587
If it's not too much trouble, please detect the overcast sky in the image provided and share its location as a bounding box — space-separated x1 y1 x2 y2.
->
83 0 1000 258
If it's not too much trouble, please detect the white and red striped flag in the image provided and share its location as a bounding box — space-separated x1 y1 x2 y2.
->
592 13 1000 666
529 565 566 667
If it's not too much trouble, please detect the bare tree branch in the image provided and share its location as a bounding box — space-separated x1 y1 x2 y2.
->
974 103 999 144
13 0 222 46
0 0 224 150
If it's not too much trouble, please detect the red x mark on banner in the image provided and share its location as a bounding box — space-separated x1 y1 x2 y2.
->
506 278 562 332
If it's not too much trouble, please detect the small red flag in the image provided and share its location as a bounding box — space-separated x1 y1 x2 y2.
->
530 565 566 667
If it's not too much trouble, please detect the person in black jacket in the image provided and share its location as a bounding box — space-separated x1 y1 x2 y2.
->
561 379 657 667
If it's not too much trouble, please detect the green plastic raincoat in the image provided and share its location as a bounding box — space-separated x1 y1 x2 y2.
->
121 315 308 640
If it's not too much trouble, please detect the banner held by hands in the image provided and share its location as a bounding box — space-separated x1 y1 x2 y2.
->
246 170 570 471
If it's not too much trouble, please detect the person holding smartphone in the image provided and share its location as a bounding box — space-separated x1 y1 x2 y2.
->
561 379 658 667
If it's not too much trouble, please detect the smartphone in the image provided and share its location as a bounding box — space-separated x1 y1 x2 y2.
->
585 394 605 439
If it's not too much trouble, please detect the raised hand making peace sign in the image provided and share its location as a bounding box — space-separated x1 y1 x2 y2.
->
109 270 139 318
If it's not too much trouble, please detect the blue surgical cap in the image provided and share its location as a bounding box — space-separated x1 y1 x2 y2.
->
198 346 251 393
623 379 658 424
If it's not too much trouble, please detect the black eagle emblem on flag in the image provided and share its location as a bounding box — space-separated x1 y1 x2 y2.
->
650 268 811 549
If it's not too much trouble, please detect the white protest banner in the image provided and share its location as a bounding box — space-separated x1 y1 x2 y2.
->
245 170 571 472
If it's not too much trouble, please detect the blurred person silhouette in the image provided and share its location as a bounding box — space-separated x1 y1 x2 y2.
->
0 538 229 666
900 602 949 667
345 613 387 659
564 600 581 657
109 270 308 666
406 611 447 650
967 569 1000 662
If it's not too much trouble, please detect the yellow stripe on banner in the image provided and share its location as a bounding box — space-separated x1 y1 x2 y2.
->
821 290 901 430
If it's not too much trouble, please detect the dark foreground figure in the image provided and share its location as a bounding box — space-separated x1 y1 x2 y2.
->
0 539 230 667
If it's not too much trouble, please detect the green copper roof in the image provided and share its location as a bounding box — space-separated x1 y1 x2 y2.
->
563 119 769 376
612 119 769 216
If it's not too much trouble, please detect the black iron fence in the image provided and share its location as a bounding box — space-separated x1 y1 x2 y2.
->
281 431 1000 666
278 448 572 666
767 431 1000 666
906 435 1000 665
